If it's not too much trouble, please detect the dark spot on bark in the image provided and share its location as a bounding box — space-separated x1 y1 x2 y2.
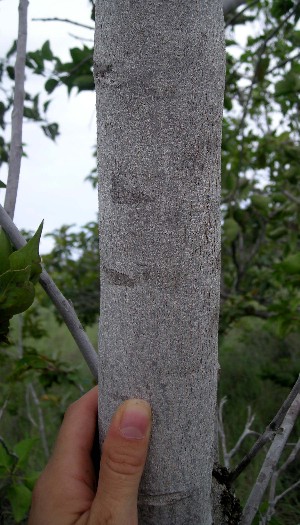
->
102 265 135 287
93 63 112 79
111 174 154 205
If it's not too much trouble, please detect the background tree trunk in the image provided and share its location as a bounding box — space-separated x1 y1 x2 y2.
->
94 1 225 523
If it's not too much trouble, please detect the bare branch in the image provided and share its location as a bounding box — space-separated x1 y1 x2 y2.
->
0 203 98 380
218 397 229 468
228 406 256 460
260 438 300 523
241 394 300 525
4 0 28 219
32 17 94 30
277 437 300 476
274 479 300 506
229 375 300 482
218 399 257 470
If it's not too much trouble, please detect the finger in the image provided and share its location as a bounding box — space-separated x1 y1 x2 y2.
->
91 399 151 524
50 386 98 485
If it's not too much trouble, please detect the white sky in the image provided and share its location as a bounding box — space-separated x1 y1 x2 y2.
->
0 0 97 253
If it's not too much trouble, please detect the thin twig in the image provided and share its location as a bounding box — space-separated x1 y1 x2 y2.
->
228 406 256 460
218 397 229 468
241 394 300 525
0 400 8 423
282 190 300 206
218 398 257 469
68 33 94 43
225 0 259 28
0 203 98 380
26 385 38 428
32 17 94 30
261 438 300 523
274 479 300 506
28 383 49 458
229 375 300 482
4 0 28 219
266 50 300 77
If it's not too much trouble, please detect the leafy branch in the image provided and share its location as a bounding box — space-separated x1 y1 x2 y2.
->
0 204 98 380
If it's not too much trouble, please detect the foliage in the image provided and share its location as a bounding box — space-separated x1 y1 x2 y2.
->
42 222 100 326
221 0 300 337
0 224 43 344
0 306 95 524
0 40 60 187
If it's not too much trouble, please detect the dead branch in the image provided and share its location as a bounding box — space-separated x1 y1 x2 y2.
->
260 438 300 524
241 394 300 525
219 397 257 469
229 375 300 483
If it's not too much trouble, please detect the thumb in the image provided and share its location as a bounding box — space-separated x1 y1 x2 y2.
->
91 399 151 524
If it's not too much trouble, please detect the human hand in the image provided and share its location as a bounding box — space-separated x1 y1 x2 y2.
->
28 386 151 525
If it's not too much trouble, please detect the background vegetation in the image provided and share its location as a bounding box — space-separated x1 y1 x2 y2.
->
0 0 299 523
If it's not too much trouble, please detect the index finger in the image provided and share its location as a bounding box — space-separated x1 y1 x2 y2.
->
51 386 99 476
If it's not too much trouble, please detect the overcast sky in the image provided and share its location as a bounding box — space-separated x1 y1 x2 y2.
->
0 0 97 253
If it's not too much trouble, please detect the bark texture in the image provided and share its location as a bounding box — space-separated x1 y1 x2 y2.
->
94 1 225 522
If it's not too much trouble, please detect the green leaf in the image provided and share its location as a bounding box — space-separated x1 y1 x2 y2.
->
0 179 6 188
223 218 240 243
251 194 270 214
271 0 293 18
7 483 32 523
256 57 270 84
41 40 53 61
0 228 13 275
45 78 59 94
42 123 59 141
0 267 35 316
277 253 300 275
72 74 94 91
9 221 43 283
14 438 37 469
24 471 40 491
23 106 41 121
6 65 15 80
6 40 17 58
0 441 14 469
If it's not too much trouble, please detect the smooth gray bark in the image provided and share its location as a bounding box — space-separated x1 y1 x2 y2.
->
95 1 225 523
4 0 28 219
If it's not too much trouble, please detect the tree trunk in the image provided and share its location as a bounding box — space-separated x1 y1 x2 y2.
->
94 1 225 523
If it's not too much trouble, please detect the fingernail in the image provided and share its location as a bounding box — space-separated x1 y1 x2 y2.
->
120 400 150 440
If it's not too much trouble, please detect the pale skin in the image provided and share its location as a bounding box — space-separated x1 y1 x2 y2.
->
28 387 152 525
